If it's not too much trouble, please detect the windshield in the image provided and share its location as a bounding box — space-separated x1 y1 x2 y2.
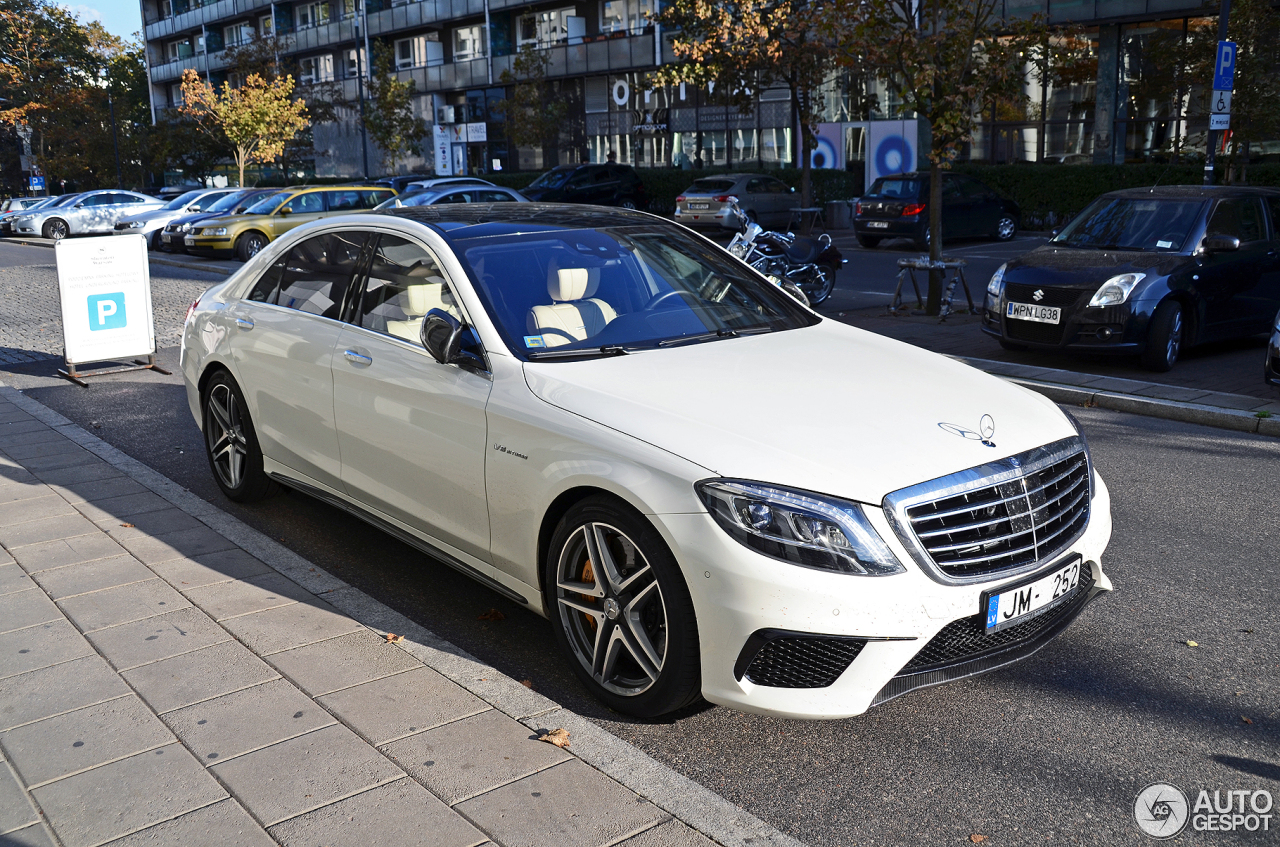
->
244 191 290 215
205 191 247 213
869 178 922 198
165 190 205 211
457 225 817 360
1052 197 1207 252
529 169 572 190
51 194 82 207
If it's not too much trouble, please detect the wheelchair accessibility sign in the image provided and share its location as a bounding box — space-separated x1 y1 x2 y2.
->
56 234 156 372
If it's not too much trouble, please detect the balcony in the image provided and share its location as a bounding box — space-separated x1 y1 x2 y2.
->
490 31 660 81
149 51 232 83
145 0 273 42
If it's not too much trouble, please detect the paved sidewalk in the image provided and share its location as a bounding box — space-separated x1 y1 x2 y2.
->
0 388 792 847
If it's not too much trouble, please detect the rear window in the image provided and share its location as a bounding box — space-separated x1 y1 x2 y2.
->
688 179 736 193
869 178 922 199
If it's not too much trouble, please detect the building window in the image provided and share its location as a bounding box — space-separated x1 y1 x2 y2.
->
395 36 426 69
161 0 172 18
339 0 362 19
259 14 273 35
600 0 652 34
223 23 254 47
167 39 194 60
453 24 487 61
343 48 362 77
517 7 577 48
169 83 184 106
299 54 334 83
295 2 329 30
227 71 244 88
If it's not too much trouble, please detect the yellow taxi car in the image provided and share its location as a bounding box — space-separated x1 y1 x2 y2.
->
185 185 396 260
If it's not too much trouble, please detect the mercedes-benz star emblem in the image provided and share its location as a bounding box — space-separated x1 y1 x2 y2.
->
1032 289 1045 302
938 415 997 448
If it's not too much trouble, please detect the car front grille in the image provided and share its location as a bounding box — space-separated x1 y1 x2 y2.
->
1005 319 1065 344
884 437 1091 583
735 631 866 688
1004 283 1083 309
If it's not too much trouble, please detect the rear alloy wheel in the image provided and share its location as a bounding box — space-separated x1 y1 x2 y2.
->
1142 300 1184 372
620 199 638 210
994 216 1017 241
547 496 701 717
855 234 881 249
236 232 267 262
42 219 69 241
202 371 278 502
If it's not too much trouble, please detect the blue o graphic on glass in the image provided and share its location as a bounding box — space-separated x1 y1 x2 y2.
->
87 293 127 331
875 135 913 177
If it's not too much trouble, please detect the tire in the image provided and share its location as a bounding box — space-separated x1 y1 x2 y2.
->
236 232 267 262
745 209 759 223
619 198 638 210
201 370 279 502
42 219 69 241
805 263 839 306
545 495 702 717
999 339 1027 352
855 234 881 249
913 227 931 251
994 215 1017 241
1142 300 1185 372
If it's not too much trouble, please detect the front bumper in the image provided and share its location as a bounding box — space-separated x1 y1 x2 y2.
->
185 234 235 257
659 474 1112 719
982 289 1155 354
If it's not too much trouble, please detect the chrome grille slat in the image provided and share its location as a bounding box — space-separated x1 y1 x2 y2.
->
911 488 1034 524
929 537 1040 567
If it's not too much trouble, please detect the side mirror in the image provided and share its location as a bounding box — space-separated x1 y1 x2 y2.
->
1201 234 1240 253
421 308 484 369
277 207 291 216
189 205 201 212
1050 228 1060 237
74 203 85 208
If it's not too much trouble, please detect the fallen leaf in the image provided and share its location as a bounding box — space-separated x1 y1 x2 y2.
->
1185 640 1198 647
120 523 134 528
1241 716 1253 725
538 728 571 749
478 608 505 621
521 679 534 689
385 633 404 643
970 835 989 844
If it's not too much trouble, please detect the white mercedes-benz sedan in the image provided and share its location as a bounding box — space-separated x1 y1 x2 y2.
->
180 204 1113 719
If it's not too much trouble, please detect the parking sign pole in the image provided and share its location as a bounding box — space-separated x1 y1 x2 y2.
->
1203 0 1232 186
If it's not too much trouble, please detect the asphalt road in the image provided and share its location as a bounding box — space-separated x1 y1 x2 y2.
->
2 240 1277 846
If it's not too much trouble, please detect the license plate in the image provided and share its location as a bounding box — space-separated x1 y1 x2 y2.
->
688 203 710 210
184 236 195 245
867 221 890 229
983 558 1081 633
1006 302 1061 324
161 234 172 244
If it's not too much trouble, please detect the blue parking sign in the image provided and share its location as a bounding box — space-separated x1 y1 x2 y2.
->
29 176 44 191
1213 41 1236 91
87 293 127 331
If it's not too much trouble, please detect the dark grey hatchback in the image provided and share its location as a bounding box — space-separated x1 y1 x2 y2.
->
982 186 1280 371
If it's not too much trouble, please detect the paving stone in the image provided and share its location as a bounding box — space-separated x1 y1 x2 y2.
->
44 474 145 503
0 420 49 438
0 620 93 681
614 819 717 847
0 513 99 549
30 462 123 486
0 563 34 597
0 494 76 528
0 480 47 505
148 550 272 591
3 440 86 461
123 641 279 715
1130 383 1213 402
0 823 56 846
455 760 665 847
318 667 489 746
10 533 125 573
16 450 98 473
99 799 276 847
99 508 205 543
0 429 61 448
71 492 174 524
220 598 361 656
0 654 130 732
183 572 315 621
57 578 190 633
31 555 154 600
1 695 175 787
0 589 61 635
1193 390 1269 411
0 760 38 835
163 679 335 764
269 777 487 847
382 709 571 805
268 630 420 697
85 607 231 672
210 723 403 827
31 743 227 847
119 526 238 564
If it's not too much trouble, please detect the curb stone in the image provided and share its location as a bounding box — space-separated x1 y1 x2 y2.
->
0 381 807 847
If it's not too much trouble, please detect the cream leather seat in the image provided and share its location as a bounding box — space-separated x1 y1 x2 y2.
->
385 265 459 342
526 264 616 347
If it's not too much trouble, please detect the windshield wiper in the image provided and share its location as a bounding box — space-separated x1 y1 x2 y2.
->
655 327 772 348
526 344 632 360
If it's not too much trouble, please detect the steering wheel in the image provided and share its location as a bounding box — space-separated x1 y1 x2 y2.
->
644 289 702 311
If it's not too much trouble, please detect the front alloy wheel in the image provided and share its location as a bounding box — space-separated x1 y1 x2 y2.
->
548 497 701 716
995 216 1017 241
42 219 69 240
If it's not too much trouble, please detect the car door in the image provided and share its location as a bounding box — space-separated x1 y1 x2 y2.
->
226 230 372 492
268 191 326 238
939 176 972 238
1259 195 1280 322
1198 197 1272 336
331 231 494 561
955 176 1001 236
69 193 109 233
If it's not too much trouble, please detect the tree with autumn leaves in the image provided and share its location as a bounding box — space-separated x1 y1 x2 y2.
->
178 68 310 187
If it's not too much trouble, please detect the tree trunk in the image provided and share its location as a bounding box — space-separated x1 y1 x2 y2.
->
925 159 943 315
236 147 248 187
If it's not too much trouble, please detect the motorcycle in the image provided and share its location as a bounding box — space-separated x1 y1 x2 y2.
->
723 198 845 306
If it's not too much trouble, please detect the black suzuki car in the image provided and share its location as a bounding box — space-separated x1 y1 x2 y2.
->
854 172 1020 249
983 186 1280 371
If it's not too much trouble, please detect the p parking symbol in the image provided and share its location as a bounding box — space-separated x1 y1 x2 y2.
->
87 293 126 331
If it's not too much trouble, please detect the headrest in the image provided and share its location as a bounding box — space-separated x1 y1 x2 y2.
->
547 265 601 301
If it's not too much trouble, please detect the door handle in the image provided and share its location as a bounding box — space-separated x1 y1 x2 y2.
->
343 349 372 366
234 317 254 330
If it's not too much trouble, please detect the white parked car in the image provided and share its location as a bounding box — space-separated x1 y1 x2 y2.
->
180 205 1113 719
14 189 163 240
114 188 238 249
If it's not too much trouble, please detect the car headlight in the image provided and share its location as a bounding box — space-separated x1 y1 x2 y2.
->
202 227 227 236
1088 272 1145 307
180 222 192 232
128 221 145 228
696 479 906 575
987 263 1007 297
15 216 30 223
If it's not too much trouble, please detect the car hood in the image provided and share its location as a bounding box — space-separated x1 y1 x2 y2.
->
522 320 1076 504
1006 244 1185 287
119 208 177 224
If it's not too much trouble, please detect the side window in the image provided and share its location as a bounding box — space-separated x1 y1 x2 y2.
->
247 256 286 304
359 190 393 208
324 190 362 211
1267 197 1280 240
958 178 993 200
275 232 371 318
768 179 790 194
478 190 515 202
1208 199 1265 243
436 191 474 204
357 234 457 342
941 178 964 202
283 193 324 214
745 179 767 194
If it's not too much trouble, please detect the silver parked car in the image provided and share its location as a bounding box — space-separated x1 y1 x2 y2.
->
14 190 164 241
674 173 797 230
0 195 65 235
374 184 528 209
0 197 47 213
114 188 239 249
